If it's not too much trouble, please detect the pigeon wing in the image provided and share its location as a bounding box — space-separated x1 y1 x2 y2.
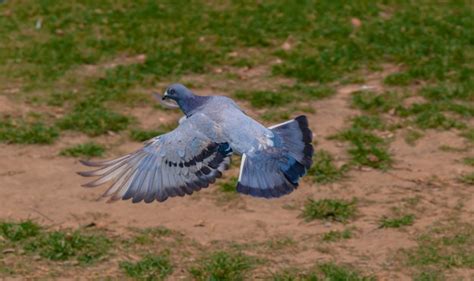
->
79 114 232 203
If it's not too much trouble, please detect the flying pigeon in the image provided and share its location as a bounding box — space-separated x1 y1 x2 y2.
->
79 84 313 203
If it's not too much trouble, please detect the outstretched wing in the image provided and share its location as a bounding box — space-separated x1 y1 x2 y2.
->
79 114 232 203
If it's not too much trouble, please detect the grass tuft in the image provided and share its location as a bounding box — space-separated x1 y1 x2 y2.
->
331 128 392 169
352 115 385 130
322 229 352 242
272 262 374 281
25 230 111 264
120 254 173 281
129 129 167 142
0 221 41 242
234 90 292 108
404 223 474 270
458 172 474 185
60 142 105 158
189 251 254 281
302 198 356 222
0 119 59 144
352 91 400 114
219 177 238 193
308 150 347 184
380 214 415 228
462 157 474 167
57 104 130 136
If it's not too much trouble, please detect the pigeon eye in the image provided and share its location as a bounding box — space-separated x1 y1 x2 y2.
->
169 89 176 95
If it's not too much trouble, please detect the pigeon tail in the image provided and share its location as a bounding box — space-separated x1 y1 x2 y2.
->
236 115 313 198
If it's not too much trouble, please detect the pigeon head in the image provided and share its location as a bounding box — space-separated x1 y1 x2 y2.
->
162 83 193 102
162 83 208 116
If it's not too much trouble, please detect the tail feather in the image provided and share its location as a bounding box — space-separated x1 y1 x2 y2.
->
237 115 314 198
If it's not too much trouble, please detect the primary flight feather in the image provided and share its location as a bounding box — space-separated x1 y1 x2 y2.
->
79 84 314 203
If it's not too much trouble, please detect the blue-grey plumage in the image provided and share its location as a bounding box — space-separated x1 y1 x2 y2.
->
79 84 313 203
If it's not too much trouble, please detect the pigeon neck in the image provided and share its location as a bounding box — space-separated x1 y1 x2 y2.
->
178 95 209 117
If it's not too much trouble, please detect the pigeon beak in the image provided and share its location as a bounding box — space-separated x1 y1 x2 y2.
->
162 90 169 100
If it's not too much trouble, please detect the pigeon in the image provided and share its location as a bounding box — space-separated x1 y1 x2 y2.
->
79 84 313 203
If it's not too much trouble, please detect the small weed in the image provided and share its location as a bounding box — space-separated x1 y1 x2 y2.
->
319 262 375 281
404 222 474 270
57 103 130 136
0 119 59 144
352 115 385 130
261 110 291 123
461 129 474 143
462 157 474 167
120 254 173 281
380 214 415 228
46 91 78 107
352 91 400 114
322 229 352 242
438 145 467 153
458 173 474 185
129 129 167 142
189 251 254 281
308 150 347 184
132 227 172 245
302 198 356 222
60 142 105 158
405 129 424 146
234 90 292 108
413 270 444 281
25 230 111 264
330 128 391 169
0 221 40 242
384 72 413 86
219 177 238 193
272 263 374 281
265 237 296 251
283 83 335 100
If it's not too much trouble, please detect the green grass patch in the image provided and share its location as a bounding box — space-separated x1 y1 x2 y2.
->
404 223 474 270
462 157 474 167
0 221 41 242
189 251 254 281
0 119 59 144
352 91 400 114
308 150 347 184
272 262 374 281
219 177 238 193
234 90 293 108
131 227 173 245
461 129 474 143
331 128 392 169
458 172 474 185
282 83 335 100
322 229 352 242
60 142 105 158
384 72 413 86
57 103 131 136
25 230 111 264
129 129 167 142
352 115 385 130
380 214 415 228
302 198 356 222
120 254 173 281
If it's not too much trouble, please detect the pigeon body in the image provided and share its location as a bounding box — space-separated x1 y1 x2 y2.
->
79 84 313 203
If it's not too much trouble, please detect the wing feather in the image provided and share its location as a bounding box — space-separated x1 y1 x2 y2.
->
79 113 232 203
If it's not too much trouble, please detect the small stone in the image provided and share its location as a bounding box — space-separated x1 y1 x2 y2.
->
351 18 362 28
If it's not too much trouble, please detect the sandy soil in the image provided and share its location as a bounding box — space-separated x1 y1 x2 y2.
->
0 67 473 280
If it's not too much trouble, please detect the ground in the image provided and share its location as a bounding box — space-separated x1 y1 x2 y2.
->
0 1 473 280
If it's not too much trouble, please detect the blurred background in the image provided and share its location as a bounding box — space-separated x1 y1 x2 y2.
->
0 1 473 280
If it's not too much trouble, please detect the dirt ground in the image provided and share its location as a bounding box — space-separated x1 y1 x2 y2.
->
1 67 473 280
